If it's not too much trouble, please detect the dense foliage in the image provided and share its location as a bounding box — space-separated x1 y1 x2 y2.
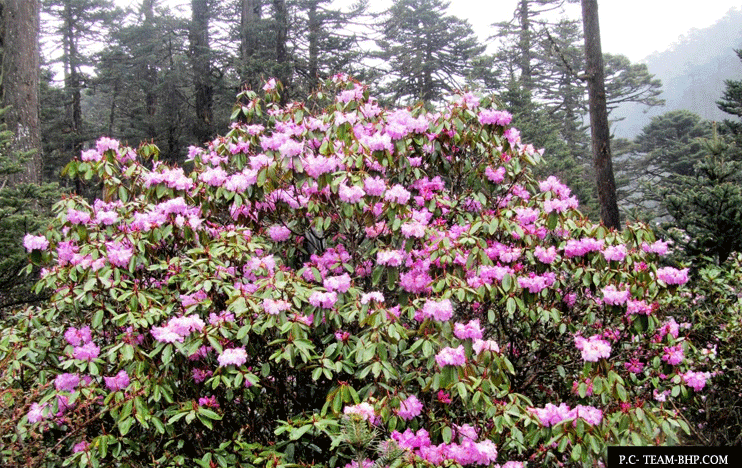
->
1 77 708 467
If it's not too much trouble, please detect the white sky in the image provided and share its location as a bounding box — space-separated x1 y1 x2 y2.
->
116 0 741 63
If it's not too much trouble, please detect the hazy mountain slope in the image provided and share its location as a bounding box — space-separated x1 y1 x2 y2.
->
612 8 742 139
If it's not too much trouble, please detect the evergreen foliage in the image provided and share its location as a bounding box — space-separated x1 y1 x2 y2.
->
0 106 58 312
376 0 486 104
660 131 742 265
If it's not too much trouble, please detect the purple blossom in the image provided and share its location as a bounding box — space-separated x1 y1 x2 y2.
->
384 184 411 205
324 273 351 293
343 402 376 422
397 395 423 420
72 441 89 453
55 373 80 392
268 225 292 242
484 166 505 183
27 402 49 423
435 345 466 368
454 320 483 340
602 285 631 306
23 234 49 251
472 339 499 356
656 267 689 285
603 244 627 262
642 240 669 255
106 241 134 268
534 245 558 264
104 370 130 391
422 299 453 321
662 344 684 365
217 348 248 367
574 335 611 362
477 109 512 126
681 370 711 391
263 298 292 315
72 342 100 361
64 326 92 346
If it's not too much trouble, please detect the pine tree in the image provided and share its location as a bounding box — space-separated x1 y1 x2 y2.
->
661 130 742 265
716 48 742 152
376 0 486 104
42 0 117 176
617 110 712 220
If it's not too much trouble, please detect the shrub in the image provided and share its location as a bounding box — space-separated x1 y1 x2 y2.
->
1 76 705 467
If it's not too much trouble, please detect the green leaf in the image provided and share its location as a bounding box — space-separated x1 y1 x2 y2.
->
118 417 133 436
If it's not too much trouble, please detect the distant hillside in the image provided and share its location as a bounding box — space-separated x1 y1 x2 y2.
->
612 7 742 139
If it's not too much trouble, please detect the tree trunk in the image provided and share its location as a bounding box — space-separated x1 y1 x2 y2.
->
240 0 261 86
581 0 620 229
273 0 289 93
190 0 213 143
307 0 319 89
142 0 158 121
1 0 41 185
63 0 82 138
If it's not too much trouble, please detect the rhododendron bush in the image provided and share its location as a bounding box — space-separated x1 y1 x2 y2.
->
1 76 704 467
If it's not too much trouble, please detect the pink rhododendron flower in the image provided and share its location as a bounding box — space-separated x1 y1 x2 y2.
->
656 267 689 285
518 272 556 293
477 109 512 126
66 208 91 224
626 299 653 316
80 148 102 162
55 373 80 392
338 183 365 203
72 341 100 361
485 166 506 183
603 244 627 262
181 290 208 307
376 250 404 267
263 298 292 315
104 370 130 391
106 241 134 268
454 320 483 340
308 291 338 309
602 284 630 305
96 136 119 153
72 441 89 453
263 78 276 91
422 299 453 321
343 402 376 421
534 245 558 264
397 395 423 420
268 225 292 242
360 291 384 304
642 240 669 255
435 345 466 368
574 335 611 362
324 273 351 293
27 402 49 423
64 326 92 346
681 370 711 391
198 395 220 408
384 184 411 205
217 348 248 367
662 344 684 365
23 234 49 251
563 238 604 257
151 315 205 343
472 339 499 355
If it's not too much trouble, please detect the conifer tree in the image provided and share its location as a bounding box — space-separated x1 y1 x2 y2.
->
376 0 485 104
